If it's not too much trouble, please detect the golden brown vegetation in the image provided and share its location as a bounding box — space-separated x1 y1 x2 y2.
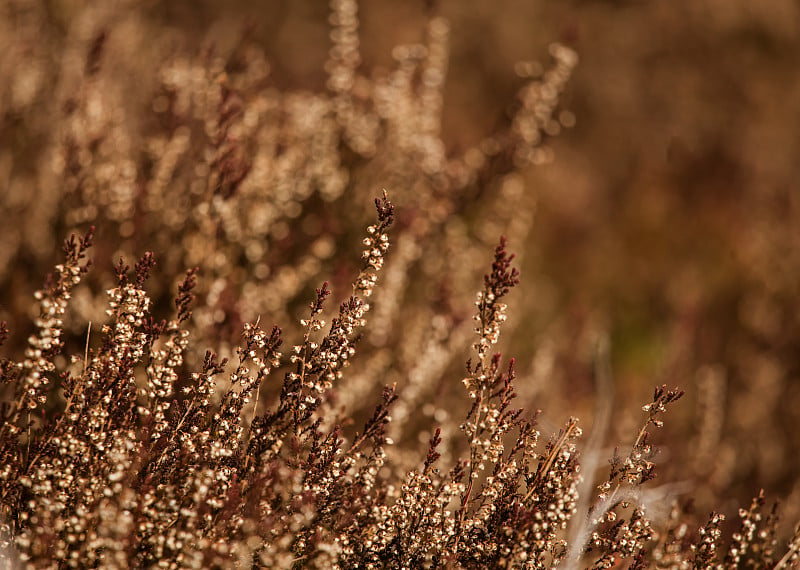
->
1 0 799 567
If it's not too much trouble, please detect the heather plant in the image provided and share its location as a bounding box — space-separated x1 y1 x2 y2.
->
3 221 800 568
2 0 800 568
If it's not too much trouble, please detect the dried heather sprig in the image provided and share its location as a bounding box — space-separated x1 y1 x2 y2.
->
241 193 396 564
357 192 394 298
17 227 94 416
142 268 199 439
562 385 684 568
750 497 780 567
470 235 519 367
588 507 654 569
518 417 581 566
722 489 771 569
692 511 725 569
601 385 685 497
453 237 522 529
458 236 520 480
445 237 534 561
245 194 394 495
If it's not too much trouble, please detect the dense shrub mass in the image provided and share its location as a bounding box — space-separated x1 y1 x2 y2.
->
1 0 799 567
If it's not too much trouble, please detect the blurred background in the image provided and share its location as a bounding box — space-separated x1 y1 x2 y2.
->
2 0 800 539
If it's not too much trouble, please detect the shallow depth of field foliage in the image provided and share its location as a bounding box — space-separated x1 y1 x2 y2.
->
1 0 800 567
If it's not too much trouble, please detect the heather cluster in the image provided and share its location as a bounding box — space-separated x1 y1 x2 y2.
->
1 0 800 568
3 221 799 567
